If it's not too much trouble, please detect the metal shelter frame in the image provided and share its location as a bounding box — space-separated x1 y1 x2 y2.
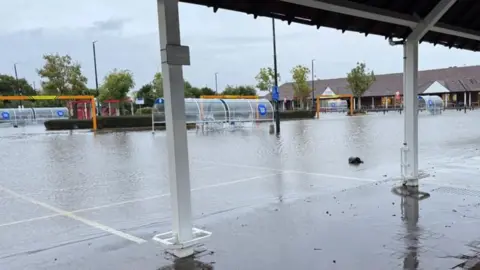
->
151 97 273 133
315 94 354 118
155 0 480 258
0 95 97 130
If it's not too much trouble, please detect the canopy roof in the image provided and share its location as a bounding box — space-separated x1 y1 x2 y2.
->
182 0 480 51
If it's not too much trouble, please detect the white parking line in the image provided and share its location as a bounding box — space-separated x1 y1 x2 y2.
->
0 185 147 244
0 172 282 228
0 214 60 229
193 159 379 182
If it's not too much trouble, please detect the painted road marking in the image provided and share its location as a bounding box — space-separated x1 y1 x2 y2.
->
0 185 147 244
0 172 282 228
193 159 379 183
0 214 60 228
22 165 217 197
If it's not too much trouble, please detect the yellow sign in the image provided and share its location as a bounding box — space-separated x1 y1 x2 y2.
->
200 95 258 99
30 95 58 100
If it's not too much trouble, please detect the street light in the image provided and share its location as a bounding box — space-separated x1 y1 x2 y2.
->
92 41 99 96
13 63 24 108
272 17 280 134
13 63 20 96
215 72 218 93
92 40 100 116
311 59 315 110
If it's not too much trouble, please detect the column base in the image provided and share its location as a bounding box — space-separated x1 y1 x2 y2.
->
152 227 212 258
402 178 419 187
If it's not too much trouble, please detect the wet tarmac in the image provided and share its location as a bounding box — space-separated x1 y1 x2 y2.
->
1 111 480 269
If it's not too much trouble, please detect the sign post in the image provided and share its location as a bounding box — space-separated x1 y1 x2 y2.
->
272 86 279 101
135 98 145 105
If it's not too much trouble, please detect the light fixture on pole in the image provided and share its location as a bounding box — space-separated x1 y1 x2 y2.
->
92 40 100 115
311 59 315 110
272 18 280 134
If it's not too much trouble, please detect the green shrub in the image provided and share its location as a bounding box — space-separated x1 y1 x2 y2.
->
44 116 198 131
346 109 367 116
44 111 315 131
279 110 315 120
135 107 153 115
44 119 93 130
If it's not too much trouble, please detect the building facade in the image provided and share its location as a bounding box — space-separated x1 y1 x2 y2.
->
274 65 480 110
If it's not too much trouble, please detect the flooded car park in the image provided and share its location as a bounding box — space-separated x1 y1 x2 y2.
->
0 111 479 269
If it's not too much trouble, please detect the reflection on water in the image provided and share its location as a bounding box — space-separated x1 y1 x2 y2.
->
393 186 431 270
158 257 214 270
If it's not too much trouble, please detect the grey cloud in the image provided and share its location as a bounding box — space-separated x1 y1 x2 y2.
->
90 18 130 33
1 2 480 93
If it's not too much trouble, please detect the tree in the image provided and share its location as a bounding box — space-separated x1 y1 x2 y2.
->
346 62 375 110
134 83 155 107
0 74 36 96
150 73 215 99
199 87 215 96
290 65 311 109
152 72 164 98
222 85 257 96
37 53 88 95
98 69 135 101
255 67 280 92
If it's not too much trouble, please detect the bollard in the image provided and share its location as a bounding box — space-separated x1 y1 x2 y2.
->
269 124 275 134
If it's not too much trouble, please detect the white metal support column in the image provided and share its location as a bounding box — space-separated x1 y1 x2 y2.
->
401 0 456 186
152 0 211 258
402 40 419 185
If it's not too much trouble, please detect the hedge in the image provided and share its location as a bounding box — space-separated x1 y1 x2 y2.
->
45 116 159 131
44 111 315 131
279 110 316 119
135 107 153 115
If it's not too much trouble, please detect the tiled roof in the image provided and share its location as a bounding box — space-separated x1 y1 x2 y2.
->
275 65 480 100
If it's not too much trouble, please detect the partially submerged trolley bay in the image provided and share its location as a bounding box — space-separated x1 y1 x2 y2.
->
1 110 480 269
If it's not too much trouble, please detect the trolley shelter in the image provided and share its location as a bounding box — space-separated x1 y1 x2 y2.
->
152 97 273 132
316 94 354 118
0 95 98 130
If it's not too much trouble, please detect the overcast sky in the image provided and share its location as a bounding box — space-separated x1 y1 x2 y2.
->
1 1 480 92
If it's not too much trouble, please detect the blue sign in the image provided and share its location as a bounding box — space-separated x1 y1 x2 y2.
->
258 104 267 116
1 111 9 120
272 86 279 101
155 98 164 104
57 110 65 117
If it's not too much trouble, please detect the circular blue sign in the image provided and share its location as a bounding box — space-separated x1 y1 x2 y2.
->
258 104 267 116
155 98 164 104
1 111 9 120
57 110 65 117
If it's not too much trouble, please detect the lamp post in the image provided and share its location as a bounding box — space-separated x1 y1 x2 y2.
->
13 63 19 95
311 59 315 110
272 18 280 134
92 41 100 115
215 72 218 93
13 63 23 108
92 41 99 96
